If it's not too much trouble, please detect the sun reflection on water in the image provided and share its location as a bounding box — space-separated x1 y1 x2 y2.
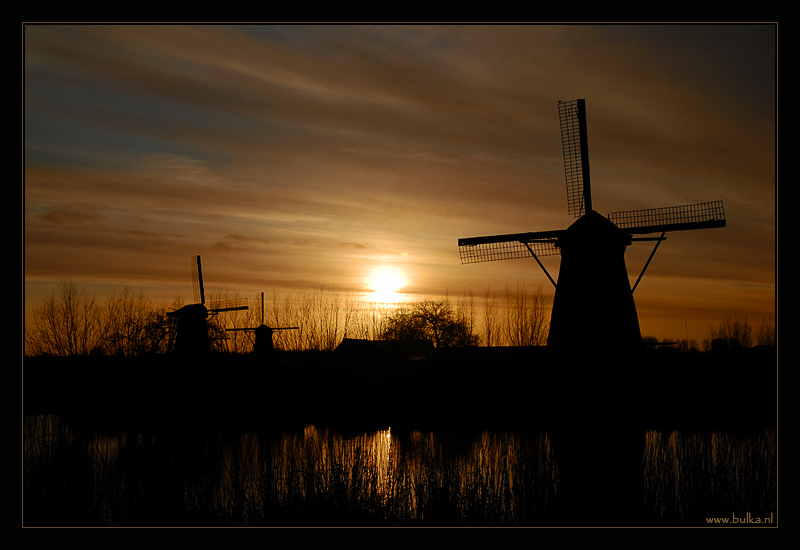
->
24 415 776 526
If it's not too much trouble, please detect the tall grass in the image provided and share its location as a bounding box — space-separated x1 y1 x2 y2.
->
25 280 550 355
25 415 777 526
642 429 777 525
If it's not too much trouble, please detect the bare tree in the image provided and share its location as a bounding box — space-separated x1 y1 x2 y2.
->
269 290 303 351
265 286 344 351
380 298 479 350
453 290 476 343
709 315 753 350
317 287 343 351
483 288 498 347
138 306 172 355
26 281 105 357
503 282 549 347
103 286 152 356
756 316 776 347
343 298 391 342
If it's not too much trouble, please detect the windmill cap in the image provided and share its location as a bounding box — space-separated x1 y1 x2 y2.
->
561 210 630 250
175 303 208 315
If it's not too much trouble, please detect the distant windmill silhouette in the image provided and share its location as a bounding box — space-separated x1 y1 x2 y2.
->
458 99 726 351
226 292 299 356
167 255 249 355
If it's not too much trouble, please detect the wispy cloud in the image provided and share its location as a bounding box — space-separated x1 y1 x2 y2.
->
24 24 776 341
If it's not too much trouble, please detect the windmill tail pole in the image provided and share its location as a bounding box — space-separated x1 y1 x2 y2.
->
632 232 666 294
524 243 557 288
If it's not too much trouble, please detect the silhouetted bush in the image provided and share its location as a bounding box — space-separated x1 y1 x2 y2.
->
379 299 479 351
703 315 775 352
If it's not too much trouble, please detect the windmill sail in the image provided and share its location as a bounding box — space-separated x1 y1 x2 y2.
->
208 299 249 313
609 200 726 234
559 99 592 217
458 230 564 264
191 255 205 305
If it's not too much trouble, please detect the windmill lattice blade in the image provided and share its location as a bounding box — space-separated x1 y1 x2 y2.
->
191 255 203 305
609 200 726 234
209 298 249 312
458 232 562 265
559 99 591 217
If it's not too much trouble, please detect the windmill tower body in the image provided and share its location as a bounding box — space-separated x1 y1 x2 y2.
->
458 99 726 352
253 325 276 355
547 211 641 349
173 303 211 355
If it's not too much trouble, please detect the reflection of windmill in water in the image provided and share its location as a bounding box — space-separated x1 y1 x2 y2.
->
458 99 726 351
226 292 298 356
167 255 249 355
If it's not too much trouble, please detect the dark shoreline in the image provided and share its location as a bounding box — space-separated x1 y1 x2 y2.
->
23 345 777 434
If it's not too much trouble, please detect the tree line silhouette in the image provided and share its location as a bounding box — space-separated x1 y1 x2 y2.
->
24 280 774 358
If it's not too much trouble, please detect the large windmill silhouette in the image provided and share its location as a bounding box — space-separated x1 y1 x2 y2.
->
458 99 726 351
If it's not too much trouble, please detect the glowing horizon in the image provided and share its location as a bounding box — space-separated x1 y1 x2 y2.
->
23 24 776 347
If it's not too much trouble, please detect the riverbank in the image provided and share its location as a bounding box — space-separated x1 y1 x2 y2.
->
22 345 777 433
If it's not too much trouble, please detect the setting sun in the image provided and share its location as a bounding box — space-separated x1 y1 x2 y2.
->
365 266 408 302
366 266 407 293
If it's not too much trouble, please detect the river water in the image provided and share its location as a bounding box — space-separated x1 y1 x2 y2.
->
22 414 776 527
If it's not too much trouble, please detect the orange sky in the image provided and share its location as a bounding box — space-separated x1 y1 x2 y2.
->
23 24 777 344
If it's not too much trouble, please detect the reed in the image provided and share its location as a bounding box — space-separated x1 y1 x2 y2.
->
24 417 564 526
25 414 777 527
642 429 777 525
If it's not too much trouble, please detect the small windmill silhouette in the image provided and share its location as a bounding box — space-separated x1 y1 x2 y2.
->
226 292 298 356
458 99 726 350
